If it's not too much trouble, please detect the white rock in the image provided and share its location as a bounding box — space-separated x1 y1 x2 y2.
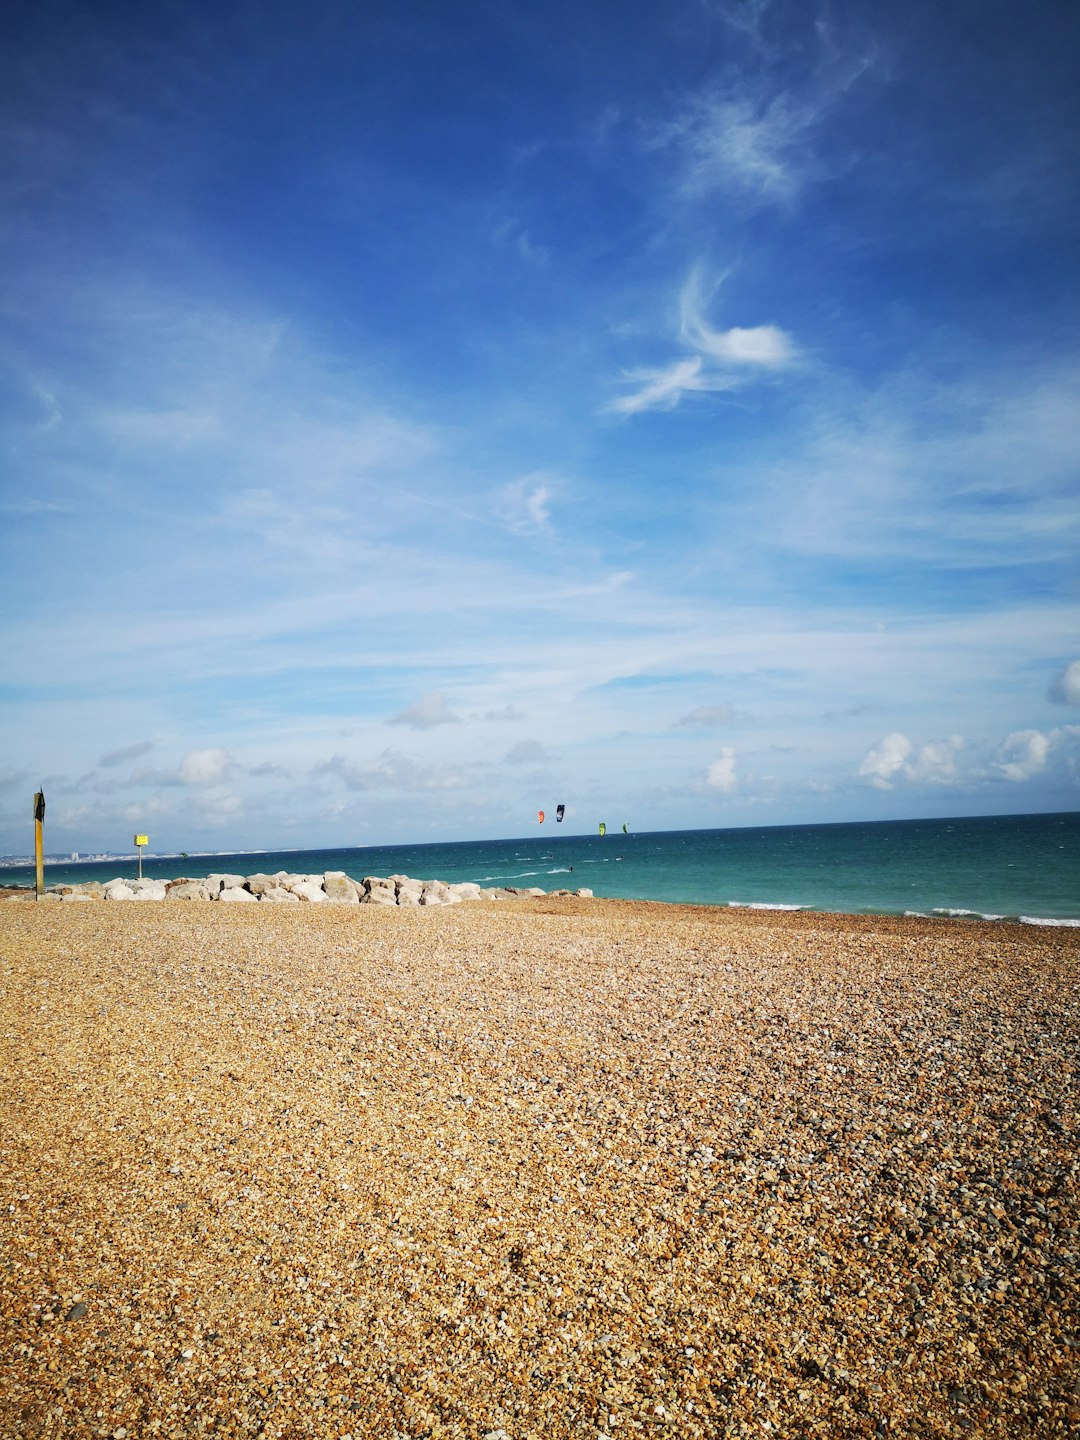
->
130 880 168 901
364 884 397 906
166 882 213 901
104 882 136 901
260 886 301 903
289 880 327 903
207 872 245 888
218 886 257 902
323 872 360 902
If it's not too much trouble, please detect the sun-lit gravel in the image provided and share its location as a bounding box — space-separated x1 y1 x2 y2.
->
1 896 1077 1438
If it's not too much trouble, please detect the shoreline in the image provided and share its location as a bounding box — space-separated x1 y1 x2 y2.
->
2 868 1078 928
3 899 1077 1437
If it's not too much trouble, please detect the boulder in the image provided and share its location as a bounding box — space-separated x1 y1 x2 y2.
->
218 886 257 902
323 871 360 903
207 873 245 894
363 883 397 906
166 882 213 901
244 873 278 896
420 880 461 906
447 883 482 902
260 886 301 903
289 880 327 903
395 877 424 900
104 882 136 901
130 880 168 901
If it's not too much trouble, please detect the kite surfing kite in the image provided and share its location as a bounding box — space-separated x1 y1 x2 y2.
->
556 804 565 822
538 810 545 824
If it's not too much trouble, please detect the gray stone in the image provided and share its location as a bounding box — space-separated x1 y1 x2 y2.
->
244 873 278 896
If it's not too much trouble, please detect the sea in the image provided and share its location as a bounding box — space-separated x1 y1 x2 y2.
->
6 811 1079 925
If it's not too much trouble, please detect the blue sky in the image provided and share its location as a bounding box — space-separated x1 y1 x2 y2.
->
2 0 1078 854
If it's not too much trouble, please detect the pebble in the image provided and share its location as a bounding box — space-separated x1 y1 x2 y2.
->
1 898 1076 1438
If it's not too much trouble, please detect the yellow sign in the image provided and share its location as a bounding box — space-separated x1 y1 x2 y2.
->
134 834 149 847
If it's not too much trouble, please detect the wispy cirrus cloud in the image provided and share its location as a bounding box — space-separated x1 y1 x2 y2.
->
650 92 813 202
498 474 555 535
610 267 797 414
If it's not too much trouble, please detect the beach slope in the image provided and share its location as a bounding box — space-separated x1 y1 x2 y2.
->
1 899 1076 1438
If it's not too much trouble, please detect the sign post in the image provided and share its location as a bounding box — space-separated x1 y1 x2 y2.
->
134 834 148 881
34 790 45 899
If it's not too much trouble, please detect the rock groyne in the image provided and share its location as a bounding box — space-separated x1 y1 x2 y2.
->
26 870 594 905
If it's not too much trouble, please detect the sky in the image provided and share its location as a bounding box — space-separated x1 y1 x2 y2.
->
1 0 1079 855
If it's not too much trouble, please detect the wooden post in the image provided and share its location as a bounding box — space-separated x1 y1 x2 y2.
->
33 789 45 899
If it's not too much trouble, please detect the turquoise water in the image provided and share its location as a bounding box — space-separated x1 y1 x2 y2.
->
7 811 1079 923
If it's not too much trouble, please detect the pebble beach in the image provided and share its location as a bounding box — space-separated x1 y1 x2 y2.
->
1 895 1077 1439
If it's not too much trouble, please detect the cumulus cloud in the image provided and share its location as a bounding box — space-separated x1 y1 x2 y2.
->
611 269 796 415
178 748 233 786
857 732 913 789
98 741 154 768
388 692 462 729
1049 660 1080 705
504 740 551 766
705 746 738 792
485 704 527 722
993 729 1051 782
859 726 1080 791
858 731 966 789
